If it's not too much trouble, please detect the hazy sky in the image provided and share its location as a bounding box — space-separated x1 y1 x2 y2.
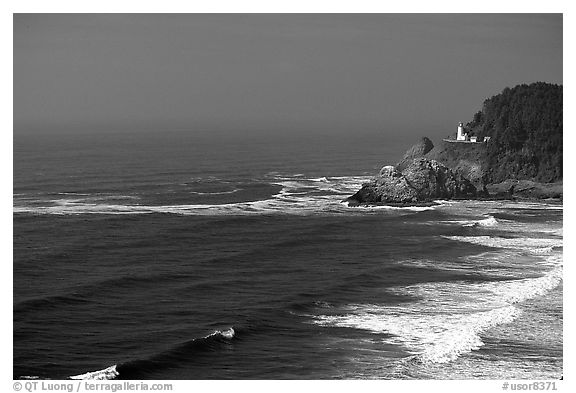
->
13 14 562 138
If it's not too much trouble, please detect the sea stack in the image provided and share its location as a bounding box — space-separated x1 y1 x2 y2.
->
347 157 477 205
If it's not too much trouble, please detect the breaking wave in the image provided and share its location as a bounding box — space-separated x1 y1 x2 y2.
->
69 328 236 380
476 216 499 227
311 253 562 365
70 365 119 380
443 235 562 251
312 302 523 364
459 215 499 228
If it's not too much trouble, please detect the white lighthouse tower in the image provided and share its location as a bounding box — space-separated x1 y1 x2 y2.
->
456 122 467 141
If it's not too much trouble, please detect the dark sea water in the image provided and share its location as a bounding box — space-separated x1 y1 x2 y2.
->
13 131 563 380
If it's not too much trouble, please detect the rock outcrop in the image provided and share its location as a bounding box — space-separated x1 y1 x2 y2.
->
347 158 477 205
487 179 563 200
396 137 434 171
424 140 488 190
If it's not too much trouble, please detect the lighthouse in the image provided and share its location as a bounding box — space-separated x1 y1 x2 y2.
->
456 122 467 141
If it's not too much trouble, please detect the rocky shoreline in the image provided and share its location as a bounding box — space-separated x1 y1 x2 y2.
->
346 137 562 206
486 180 563 201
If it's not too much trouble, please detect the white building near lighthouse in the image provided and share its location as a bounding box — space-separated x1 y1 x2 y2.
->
456 122 467 141
444 122 490 143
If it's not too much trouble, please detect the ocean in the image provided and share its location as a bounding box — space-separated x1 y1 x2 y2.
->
13 131 563 380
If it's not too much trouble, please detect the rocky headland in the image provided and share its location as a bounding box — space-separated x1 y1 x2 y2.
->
347 82 562 206
348 149 478 206
347 137 561 206
347 139 482 206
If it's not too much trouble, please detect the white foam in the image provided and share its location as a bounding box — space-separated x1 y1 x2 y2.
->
208 327 235 339
483 201 562 211
314 303 522 364
69 364 119 380
443 235 562 250
477 216 498 227
312 252 562 365
189 189 240 195
483 266 563 304
528 246 555 255
417 306 522 363
347 204 438 212
449 215 499 228
13 175 405 216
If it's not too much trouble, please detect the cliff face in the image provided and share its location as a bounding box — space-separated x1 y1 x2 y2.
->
424 141 488 189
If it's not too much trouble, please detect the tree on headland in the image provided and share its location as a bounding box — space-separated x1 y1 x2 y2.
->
465 82 562 183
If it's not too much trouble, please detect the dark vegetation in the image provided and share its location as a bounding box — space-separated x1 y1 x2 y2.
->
348 82 563 205
465 82 562 183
